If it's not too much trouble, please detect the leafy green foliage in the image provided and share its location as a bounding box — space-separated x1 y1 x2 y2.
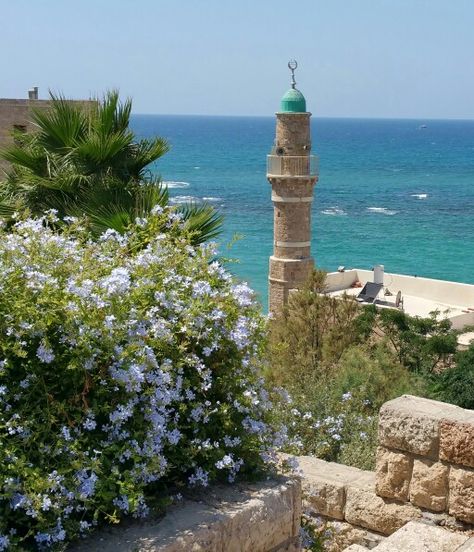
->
430 344 474 409
375 308 457 373
265 270 372 388
265 269 451 470
300 513 335 551
0 91 223 245
0 211 277 550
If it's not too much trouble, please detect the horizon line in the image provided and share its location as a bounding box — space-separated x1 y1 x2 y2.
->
132 112 474 122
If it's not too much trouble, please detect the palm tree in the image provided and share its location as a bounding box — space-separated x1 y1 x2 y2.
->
0 91 222 244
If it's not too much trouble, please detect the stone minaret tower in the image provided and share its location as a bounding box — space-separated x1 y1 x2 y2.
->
267 61 318 313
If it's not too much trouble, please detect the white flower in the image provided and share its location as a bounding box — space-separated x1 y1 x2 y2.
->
192 280 212 297
231 283 253 307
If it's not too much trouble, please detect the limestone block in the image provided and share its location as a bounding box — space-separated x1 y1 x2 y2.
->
378 395 464 459
373 520 469 552
375 446 412 501
409 458 449 512
440 418 474 469
448 466 474 525
303 474 345 520
269 257 314 285
71 477 301 552
345 485 422 535
457 538 474 551
296 455 374 520
324 520 385 552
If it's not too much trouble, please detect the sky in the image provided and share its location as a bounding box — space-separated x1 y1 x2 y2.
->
1 0 474 119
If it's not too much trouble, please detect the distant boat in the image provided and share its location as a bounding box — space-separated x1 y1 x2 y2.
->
418 124 427 129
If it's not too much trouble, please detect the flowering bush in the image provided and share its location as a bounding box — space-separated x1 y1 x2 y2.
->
0 210 279 550
273 387 378 468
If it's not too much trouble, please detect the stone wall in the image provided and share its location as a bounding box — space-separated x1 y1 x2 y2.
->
296 395 474 551
377 395 474 525
43 396 474 551
71 477 301 552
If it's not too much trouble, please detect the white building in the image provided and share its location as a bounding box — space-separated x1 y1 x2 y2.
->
324 267 474 348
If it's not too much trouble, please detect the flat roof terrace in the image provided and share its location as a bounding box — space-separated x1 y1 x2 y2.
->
324 269 474 332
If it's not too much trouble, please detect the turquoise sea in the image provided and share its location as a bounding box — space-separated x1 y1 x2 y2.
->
131 115 474 308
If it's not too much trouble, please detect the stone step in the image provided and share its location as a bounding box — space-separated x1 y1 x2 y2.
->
342 521 471 552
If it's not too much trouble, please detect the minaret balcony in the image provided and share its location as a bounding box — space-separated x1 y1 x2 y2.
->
266 155 319 178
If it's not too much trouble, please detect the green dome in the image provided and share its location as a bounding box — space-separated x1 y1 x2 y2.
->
280 88 306 113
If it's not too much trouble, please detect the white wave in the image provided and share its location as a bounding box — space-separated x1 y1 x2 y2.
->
162 181 190 189
169 195 198 204
321 207 347 216
367 207 398 216
193 166 200 170
202 197 223 202
411 193 428 199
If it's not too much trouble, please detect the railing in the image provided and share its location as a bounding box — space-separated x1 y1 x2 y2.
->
267 155 319 177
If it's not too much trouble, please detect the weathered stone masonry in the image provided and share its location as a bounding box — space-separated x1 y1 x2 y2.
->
71 477 302 552
296 395 474 551
267 99 318 313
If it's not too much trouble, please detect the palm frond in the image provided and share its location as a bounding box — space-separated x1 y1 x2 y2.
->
0 201 16 220
0 89 222 246
128 139 170 176
1 146 46 174
74 131 133 167
178 203 224 245
31 93 87 151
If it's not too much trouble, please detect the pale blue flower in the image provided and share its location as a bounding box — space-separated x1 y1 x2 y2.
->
36 343 55 364
188 467 209 487
0 535 9 551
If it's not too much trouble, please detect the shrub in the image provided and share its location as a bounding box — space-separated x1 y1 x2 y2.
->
0 210 279 550
266 270 372 388
430 344 474 409
266 271 430 470
376 308 458 373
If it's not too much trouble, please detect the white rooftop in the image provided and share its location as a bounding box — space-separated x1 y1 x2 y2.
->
325 269 474 332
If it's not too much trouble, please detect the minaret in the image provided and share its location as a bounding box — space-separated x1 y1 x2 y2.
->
267 61 318 313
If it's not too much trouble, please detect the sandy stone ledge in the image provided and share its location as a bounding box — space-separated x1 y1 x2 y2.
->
440 418 474 469
70 477 301 552
448 466 474 525
370 520 470 551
